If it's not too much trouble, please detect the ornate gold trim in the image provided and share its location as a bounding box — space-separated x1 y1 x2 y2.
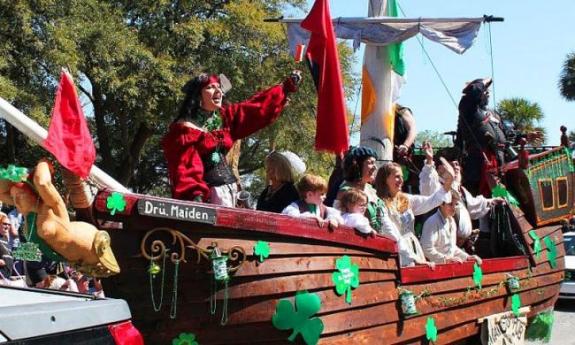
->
140 227 245 273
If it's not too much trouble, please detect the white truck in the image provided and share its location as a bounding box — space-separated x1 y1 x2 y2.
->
0 285 143 344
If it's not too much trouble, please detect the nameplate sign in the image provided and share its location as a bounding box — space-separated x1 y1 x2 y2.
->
137 199 216 225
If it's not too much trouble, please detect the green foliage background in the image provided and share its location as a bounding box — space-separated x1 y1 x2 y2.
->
559 51 575 101
496 97 546 145
0 0 358 197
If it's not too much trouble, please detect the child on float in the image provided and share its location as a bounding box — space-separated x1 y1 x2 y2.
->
420 191 482 264
333 146 383 230
282 174 343 228
339 189 376 235
374 162 454 268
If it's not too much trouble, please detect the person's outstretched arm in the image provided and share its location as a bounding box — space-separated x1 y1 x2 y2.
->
0 180 13 206
33 161 69 222
226 71 301 140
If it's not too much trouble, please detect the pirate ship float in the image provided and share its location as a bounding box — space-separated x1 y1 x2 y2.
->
92 145 568 345
92 8 567 339
0 1 568 344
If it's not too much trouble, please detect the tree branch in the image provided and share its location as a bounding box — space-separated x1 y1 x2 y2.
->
118 123 153 186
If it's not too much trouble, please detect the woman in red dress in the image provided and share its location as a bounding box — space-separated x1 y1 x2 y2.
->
162 71 301 206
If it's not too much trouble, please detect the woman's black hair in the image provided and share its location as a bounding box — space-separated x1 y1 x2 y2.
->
343 146 378 182
174 73 211 123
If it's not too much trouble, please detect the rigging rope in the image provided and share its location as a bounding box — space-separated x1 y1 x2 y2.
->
487 21 497 107
397 3 458 110
396 1 493 164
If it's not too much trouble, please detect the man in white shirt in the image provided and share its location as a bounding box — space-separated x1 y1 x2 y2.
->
421 192 482 264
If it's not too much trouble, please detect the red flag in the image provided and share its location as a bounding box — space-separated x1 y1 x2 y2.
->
301 0 349 154
43 70 95 178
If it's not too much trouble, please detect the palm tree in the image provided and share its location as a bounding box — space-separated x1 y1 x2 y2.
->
496 98 546 146
559 52 575 101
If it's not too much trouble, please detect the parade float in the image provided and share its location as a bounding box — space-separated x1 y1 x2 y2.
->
90 144 567 344
0 1 568 344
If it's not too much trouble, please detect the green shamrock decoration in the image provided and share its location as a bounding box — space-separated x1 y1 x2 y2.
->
106 192 126 216
425 316 438 342
253 241 270 263
0 165 28 182
272 291 324 345
529 230 542 259
526 311 554 342
210 152 221 164
172 332 199 345
543 236 557 268
332 255 360 304
473 263 483 289
511 294 521 316
491 184 520 206
12 242 42 262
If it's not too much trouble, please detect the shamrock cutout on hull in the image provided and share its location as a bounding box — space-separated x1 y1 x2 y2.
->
272 291 324 345
172 332 199 345
106 192 127 216
473 263 483 289
253 241 270 263
543 236 557 268
332 255 359 304
529 230 542 259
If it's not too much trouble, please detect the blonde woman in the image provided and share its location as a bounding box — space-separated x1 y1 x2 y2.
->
375 162 453 267
256 151 302 213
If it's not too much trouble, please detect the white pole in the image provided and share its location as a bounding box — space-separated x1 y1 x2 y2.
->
0 97 129 193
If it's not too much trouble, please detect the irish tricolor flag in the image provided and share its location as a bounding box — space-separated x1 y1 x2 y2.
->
360 0 405 162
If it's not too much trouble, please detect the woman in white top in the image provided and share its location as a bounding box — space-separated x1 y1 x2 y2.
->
374 162 453 267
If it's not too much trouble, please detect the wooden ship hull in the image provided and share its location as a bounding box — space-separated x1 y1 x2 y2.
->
93 156 567 345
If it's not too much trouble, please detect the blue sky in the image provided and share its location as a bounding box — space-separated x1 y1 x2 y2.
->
292 0 575 145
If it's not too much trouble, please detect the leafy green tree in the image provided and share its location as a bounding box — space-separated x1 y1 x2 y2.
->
0 0 357 196
559 51 575 101
496 97 546 146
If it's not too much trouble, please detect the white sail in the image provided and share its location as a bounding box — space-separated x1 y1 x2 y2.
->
283 8 487 161
285 16 483 55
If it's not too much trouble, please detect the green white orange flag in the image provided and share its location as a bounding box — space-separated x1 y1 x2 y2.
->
360 0 405 162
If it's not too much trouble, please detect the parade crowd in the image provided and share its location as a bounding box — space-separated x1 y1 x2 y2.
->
0 204 105 296
162 72 516 268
